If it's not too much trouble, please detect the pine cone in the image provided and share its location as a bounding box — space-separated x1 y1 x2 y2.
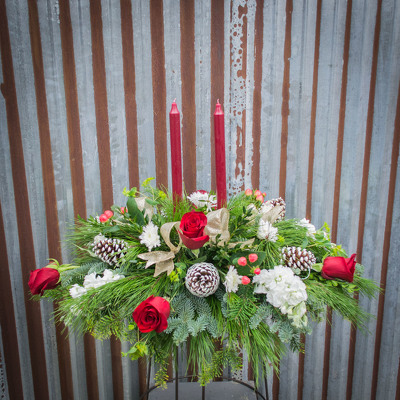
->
185 263 220 297
281 246 316 271
92 238 128 266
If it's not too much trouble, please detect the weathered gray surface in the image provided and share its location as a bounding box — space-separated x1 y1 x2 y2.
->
1 0 399 399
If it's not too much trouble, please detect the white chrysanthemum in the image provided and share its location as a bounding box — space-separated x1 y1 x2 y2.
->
253 265 307 315
298 218 316 237
187 191 217 211
69 284 87 298
257 220 278 242
224 266 242 293
139 222 161 251
83 270 125 290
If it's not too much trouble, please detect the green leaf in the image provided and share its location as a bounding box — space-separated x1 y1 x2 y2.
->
127 197 145 226
103 225 120 234
312 263 322 272
145 198 158 206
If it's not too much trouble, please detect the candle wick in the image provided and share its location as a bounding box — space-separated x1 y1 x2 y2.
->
173 98 176 103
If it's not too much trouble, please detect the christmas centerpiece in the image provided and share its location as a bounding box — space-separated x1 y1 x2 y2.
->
29 102 379 388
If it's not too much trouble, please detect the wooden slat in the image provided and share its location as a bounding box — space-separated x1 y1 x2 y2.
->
58 0 99 398
346 1 382 398
251 0 264 190
210 0 224 192
370 81 400 400
150 0 168 189
120 0 140 189
0 1 49 398
27 1 74 398
0 203 24 400
180 0 196 194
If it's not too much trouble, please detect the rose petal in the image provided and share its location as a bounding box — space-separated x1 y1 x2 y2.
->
178 231 210 250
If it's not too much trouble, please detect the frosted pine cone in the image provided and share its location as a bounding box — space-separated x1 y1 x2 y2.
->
92 238 128 266
185 263 220 297
281 246 316 272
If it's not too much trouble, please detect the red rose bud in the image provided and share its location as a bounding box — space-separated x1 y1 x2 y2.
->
256 195 264 202
104 210 113 219
238 257 247 266
245 189 253 196
132 296 170 333
99 214 108 222
28 267 60 295
254 268 261 275
179 211 209 250
254 190 262 197
262 192 266 197
249 253 258 263
321 254 356 283
120 207 127 214
241 276 251 285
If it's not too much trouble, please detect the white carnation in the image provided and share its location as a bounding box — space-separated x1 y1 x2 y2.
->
252 265 307 315
257 220 278 242
298 218 316 237
139 222 161 251
69 284 87 298
187 191 217 211
224 266 242 293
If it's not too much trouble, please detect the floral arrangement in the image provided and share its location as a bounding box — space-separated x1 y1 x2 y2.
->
30 178 379 386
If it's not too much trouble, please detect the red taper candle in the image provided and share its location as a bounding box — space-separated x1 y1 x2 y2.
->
169 100 183 199
214 100 227 208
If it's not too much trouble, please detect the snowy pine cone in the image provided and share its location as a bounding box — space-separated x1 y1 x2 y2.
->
281 246 316 272
92 238 128 266
261 197 286 221
185 263 220 297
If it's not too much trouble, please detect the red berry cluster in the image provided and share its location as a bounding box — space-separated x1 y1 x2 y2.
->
237 253 261 285
99 209 113 222
245 188 267 203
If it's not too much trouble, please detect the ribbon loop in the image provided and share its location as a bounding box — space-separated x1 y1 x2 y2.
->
138 222 181 276
204 208 230 245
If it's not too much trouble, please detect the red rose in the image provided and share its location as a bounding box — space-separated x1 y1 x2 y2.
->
179 211 209 250
28 267 60 295
132 296 170 333
321 254 356 282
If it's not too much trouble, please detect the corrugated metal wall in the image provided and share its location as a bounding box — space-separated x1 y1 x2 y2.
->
0 0 399 399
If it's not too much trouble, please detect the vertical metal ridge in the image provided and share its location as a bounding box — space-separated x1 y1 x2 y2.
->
90 0 113 209
0 203 24 400
346 1 382 399
274 0 293 397
251 0 264 190
180 0 197 194
120 0 140 189
89 1 123 397
278 0 292 199
58 0 99 398
396 356 400 400
210 0 224 192
300 1 322 398
305 0 322 221
0 1 50 398
370 81 400 400
150 0 168 189
233 1 248 192
27 1 74 398
321 1 353 399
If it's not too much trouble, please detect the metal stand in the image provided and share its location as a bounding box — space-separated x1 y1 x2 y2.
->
139 352 269 400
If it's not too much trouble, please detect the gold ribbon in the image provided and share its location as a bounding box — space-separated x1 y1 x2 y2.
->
138 222 180 277
260 205 285 224
204 208 230 245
